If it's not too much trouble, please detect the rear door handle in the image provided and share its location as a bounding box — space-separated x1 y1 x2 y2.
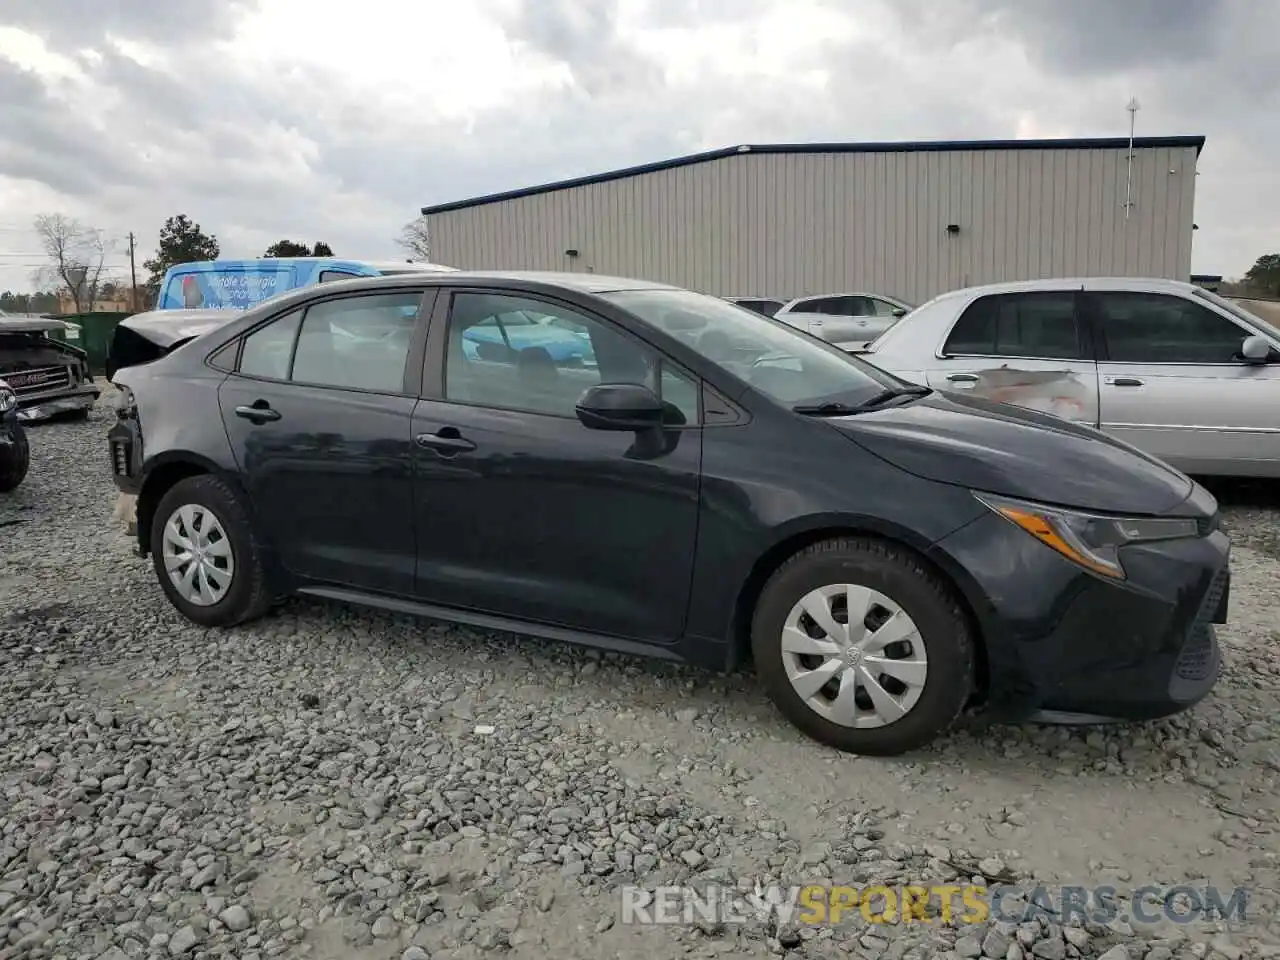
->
234 403 281 424
1105 376 1145 387
415 429 476 455
946 373 980 383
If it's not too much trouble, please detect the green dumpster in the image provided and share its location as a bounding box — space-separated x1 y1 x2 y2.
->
48 312 135 374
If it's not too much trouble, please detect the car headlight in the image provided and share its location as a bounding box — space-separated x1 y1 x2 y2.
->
0 383 15 413
974 492 1200 580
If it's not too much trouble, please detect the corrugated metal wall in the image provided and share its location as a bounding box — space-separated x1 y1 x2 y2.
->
427 146 1198 304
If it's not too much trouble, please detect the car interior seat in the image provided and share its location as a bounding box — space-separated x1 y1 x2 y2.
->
516 346 561 411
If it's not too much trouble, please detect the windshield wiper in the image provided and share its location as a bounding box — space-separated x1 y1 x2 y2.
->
854 385 932 410
792 401 862 416
793 385 931 417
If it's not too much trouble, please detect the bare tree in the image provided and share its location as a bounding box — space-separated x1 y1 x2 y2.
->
395 215 431 261
32 213 114 312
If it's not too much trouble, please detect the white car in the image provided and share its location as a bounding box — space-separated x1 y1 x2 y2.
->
860 276 1280 478
773 292 913 348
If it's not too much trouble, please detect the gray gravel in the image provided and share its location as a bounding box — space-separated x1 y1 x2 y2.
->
1 391 1279 959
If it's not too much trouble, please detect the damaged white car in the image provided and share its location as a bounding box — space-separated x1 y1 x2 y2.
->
859 277 1280 478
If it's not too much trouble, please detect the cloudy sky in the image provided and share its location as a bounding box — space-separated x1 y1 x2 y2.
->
1 0 1276 294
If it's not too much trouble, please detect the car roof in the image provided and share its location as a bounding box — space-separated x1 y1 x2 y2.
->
362 260 459 273
162 257 458 270
293 270 680 295
785 292 909 306
925 276 1204 303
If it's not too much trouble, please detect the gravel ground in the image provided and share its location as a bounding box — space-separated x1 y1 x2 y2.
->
1 390 1278 960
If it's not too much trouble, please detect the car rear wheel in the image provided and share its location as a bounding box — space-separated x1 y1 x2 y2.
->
751 537 974 756
0 429 29 492
150 475 271 627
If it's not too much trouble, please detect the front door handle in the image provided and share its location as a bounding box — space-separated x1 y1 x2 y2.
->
946 373 980 383
1105 376 1145 387
234 402 281 424
415 429 476 456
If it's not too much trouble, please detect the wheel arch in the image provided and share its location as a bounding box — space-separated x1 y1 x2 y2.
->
135 452 247 556
728 517 992 699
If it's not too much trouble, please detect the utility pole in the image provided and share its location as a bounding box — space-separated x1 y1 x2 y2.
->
127 232 139 311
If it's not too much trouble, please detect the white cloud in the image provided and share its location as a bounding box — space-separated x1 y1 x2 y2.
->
0 0 1275 295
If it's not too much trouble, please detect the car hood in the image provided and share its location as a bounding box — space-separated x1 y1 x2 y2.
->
829 391 1196 515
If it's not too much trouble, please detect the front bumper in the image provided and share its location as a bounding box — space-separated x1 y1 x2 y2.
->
934 510 1230 723
16 384 99 422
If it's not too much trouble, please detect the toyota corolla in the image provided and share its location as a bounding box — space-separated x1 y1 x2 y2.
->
107 271 1230 756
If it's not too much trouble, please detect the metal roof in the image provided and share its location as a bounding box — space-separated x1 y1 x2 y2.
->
420 135 1207 216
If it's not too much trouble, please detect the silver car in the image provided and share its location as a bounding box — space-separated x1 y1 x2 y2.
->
773 292 913 348
861 277 1280 478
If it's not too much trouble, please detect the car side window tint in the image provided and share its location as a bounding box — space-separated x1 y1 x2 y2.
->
238 309 303 380
944 292 1083 360
290 291 423 393
444 292 699 424
318 270 360 283
871 298 899 317
845 297 875 316
1089 292 1249 364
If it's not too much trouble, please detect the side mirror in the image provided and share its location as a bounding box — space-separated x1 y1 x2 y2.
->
891 308 907 318
575 383 666 431
1241 334 1272 363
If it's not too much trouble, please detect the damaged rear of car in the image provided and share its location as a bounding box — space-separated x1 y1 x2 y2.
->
106 308 237 534
105 309 236 379
0 317 100 422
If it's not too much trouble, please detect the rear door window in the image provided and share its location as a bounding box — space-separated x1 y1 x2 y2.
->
943 292 1085 360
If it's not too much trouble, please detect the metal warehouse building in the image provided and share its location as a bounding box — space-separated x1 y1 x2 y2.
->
421 135 1204 305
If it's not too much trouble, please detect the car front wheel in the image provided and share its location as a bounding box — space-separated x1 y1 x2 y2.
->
751 537 974 756
0 428 29 492
150 475 271 627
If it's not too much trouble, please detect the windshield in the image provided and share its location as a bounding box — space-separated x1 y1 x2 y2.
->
1194 288 1280 340
602 288 905 406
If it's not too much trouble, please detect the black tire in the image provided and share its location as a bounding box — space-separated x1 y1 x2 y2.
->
0 429 29 492
150 474 272 627
751 537 975 756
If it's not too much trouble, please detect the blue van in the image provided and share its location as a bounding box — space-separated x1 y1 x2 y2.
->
156 257 459 311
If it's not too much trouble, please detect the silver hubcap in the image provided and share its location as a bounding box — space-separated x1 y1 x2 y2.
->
781 584 928 729
161 504 234 607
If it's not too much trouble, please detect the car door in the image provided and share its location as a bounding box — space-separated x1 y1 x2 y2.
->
924 289 1101 426
217 288 433 595
409 287 703 644
1085 289 1280 473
